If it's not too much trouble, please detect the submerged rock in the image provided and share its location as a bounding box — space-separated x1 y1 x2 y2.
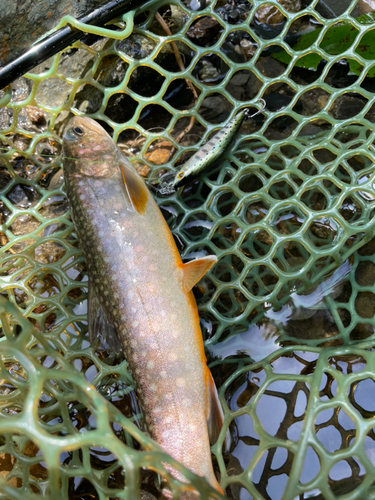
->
0 0 109 67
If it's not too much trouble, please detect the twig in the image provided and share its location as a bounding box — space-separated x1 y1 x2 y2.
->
174 116 196 147
155 11 198 158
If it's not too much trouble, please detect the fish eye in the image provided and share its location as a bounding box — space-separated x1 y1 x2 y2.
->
73 126 84 136
177 171 185 180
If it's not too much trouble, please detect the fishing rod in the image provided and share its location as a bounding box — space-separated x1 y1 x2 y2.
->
0 0 145 90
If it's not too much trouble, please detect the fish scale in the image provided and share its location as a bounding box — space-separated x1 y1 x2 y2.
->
63 116 224 498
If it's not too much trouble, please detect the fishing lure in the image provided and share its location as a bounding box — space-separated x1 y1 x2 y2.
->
156 98 266 195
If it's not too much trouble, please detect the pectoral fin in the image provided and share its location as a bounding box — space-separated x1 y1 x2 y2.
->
181 255 217 292
120 161 148 215
206 368 230 450
88 285 122 355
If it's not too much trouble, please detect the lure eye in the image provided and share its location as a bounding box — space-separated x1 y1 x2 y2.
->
177 171 185 180
73 126 84 136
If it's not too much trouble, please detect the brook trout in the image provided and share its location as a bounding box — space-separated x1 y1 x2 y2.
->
62 117 224 497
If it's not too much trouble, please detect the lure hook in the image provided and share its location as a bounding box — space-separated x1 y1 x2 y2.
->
244 98 267 120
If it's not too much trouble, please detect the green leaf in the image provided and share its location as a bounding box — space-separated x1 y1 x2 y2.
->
270 16 375 76
292 28 322 51
293 53 324 71
355 29 375 60
348 59 364 76
319 25 359 55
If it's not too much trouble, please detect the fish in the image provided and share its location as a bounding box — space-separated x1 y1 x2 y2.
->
62 116 224 498
157 99 266 194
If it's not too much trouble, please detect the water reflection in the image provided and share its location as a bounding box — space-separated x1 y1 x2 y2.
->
220 348 373 499
265 260 351 324
207 322 280 363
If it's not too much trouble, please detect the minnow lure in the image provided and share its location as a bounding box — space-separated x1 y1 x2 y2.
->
157 98 266 195
62 117 225 498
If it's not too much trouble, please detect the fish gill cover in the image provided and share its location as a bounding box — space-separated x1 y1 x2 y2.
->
1 0 375 498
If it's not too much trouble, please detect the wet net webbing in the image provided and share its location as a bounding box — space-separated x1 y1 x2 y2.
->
2 0 375 497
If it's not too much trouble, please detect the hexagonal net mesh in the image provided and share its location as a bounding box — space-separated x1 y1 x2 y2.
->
1 0 375 497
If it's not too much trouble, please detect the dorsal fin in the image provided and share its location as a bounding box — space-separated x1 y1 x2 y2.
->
119 161 148 215
181 255 217 292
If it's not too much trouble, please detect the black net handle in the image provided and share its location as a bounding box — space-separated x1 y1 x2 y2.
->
0 0 145 90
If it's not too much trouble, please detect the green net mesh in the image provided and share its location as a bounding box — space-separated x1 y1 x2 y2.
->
2 0 375 497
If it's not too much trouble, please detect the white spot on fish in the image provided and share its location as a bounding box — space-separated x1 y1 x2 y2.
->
181 398 190 408
176 378 185 387
130 339 138 347
163 415 174 424
132 320 139 327
147 360 155 370
133 279 137 283
149 383 157 392
169 353 177 362
160 370 167 379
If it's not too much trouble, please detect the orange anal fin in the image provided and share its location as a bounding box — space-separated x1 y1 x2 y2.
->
181 255 217 293
120 160 148 215
206 368 231 451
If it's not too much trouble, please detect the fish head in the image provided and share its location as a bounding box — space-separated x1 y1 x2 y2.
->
63 116 120 178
